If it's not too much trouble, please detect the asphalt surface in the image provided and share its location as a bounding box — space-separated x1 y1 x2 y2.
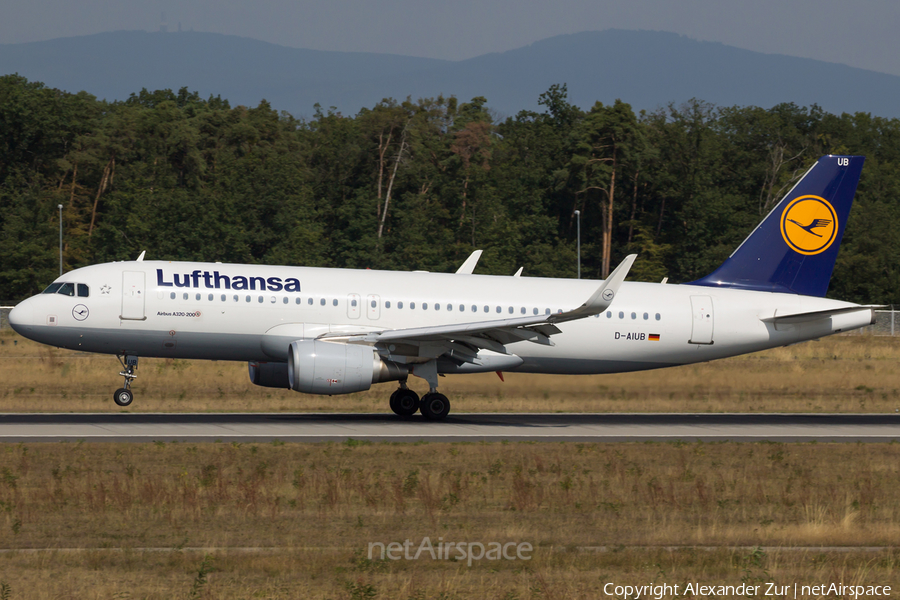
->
0 412 898 442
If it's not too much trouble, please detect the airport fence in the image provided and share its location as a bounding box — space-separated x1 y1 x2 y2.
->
856 308 899 336
1 304 898 335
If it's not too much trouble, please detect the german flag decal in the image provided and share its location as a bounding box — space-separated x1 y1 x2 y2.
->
648 334 660 341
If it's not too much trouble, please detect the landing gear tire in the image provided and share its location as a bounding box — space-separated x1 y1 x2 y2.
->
390 388 420 417
114 354 139 408
420 392 450 421
113 388 134 407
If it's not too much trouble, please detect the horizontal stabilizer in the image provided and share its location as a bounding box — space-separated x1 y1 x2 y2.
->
761 305 879 325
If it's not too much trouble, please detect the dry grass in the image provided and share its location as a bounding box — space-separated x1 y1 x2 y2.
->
0 441 898 598
1 329 898 413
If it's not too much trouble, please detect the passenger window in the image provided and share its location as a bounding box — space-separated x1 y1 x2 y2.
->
606 311 612 318
435 303 440 311
423 303 428 310
398 301 404 309
296 298 301 305
410 302 416 309
643 312 648 320
270 296 276 304
283 297 288 304
386 301 391 308
472 305 477 312
484 306 489 313
221 295 226 301
460 304 465 312
259 296 264 303
333 299 338 307
351 299 357 307
447 304 452 311
234 295 239 302
496 306 501 313
195 293 201 301
183 293 189 300
170 292 176 300
77 284 89 297
533 308 539 315
520 307 526 314
42 283 63 294
320 298 326 306
508 307 514 314
545 309 551 315
246 295 251 302
618 311 624 319
308 298 313 305
371 300 377 308
631 312 636 319
57 283 75 296
655 313 661 321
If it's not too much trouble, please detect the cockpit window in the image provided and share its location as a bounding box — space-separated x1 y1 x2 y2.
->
57 282 75 296
42 283 63 294
77 284 89 297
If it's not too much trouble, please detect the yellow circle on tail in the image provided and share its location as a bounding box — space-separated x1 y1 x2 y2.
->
780 195 838 255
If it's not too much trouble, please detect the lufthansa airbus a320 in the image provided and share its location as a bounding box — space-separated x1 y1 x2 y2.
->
9 156 875 420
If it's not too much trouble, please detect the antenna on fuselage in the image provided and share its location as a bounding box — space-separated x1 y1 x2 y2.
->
136 251 146 262
455 250 483 274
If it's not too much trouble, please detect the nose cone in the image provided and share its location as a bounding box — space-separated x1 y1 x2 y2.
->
8 300 33 334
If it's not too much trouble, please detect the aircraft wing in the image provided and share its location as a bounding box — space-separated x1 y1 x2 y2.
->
322 254 636 364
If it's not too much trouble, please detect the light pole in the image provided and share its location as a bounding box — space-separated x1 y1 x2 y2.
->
58 204 63 276
574 210 581 279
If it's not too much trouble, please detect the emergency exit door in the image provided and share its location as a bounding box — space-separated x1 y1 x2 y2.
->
689 295 714 344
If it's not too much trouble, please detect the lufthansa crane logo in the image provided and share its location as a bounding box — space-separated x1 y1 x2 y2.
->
72 304 89 321
780 195 838 255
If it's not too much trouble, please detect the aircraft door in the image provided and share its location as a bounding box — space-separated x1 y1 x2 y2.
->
689 295 714 344
121 271 146 320
347 294 361 319
367 295 381 320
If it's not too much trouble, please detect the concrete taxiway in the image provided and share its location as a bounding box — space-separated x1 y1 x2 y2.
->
0 413 898 443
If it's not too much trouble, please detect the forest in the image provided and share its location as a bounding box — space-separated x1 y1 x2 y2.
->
1 74 898 304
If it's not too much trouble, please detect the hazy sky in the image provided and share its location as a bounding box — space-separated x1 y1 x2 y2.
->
2 0 898 76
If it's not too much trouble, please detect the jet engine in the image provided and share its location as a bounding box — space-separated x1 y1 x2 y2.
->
287 339 407 395
248 361 291 389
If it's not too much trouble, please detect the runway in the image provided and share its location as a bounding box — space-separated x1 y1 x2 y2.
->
0 412 898 443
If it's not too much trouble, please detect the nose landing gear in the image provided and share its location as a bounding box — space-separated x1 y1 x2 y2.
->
114 355 138 407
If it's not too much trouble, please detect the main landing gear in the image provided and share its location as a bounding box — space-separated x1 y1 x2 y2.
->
113 354 138 407
389 383 420 417
389 383 451 420
389 361 452 421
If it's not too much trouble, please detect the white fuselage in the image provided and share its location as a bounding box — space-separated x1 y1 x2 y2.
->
9 260 873 375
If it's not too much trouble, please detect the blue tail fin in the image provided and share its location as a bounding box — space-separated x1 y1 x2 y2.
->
688 155 864 297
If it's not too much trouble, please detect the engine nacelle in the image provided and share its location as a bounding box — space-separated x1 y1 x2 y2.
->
248 361 291 389
287 340 407 395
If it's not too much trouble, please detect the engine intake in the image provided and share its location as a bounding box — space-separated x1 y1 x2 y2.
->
288 340 407 395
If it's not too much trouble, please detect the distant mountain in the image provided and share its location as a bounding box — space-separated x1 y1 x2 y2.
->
2 29 900 119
